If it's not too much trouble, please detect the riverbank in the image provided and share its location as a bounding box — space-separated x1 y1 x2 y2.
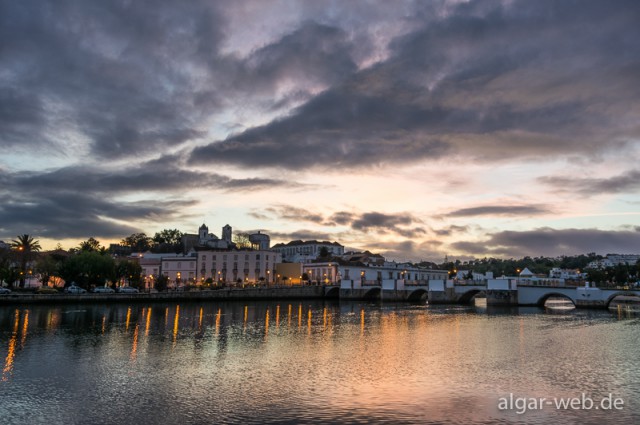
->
0 285 330 305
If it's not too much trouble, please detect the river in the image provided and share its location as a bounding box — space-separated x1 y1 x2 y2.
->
1 301 638 424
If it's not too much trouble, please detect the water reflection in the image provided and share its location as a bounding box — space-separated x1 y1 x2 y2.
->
0 301 638 424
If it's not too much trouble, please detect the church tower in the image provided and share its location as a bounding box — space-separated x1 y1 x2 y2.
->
222 224 232 243
199 223 208 244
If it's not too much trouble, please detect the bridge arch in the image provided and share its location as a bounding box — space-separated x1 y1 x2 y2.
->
363 287 381 300
605 292 640 309
407 288 428 302
457 289 484 305
536 292 576 308
325 286 340 298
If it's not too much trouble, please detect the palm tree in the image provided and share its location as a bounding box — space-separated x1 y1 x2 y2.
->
11 234 41 288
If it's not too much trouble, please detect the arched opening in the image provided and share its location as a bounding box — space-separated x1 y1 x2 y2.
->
325 286 340 298
606 293 640 310
537 293 575 309
457 289 483 305
407 288 428 303
363 287 381 301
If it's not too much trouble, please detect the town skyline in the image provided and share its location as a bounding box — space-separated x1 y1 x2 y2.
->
2 0 640 261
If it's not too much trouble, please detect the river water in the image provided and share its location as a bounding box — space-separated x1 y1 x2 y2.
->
1 300 638 424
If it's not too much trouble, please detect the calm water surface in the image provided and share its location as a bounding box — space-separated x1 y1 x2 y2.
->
1 301 638 424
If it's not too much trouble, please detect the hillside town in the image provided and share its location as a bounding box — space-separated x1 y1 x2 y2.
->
1 223 639 292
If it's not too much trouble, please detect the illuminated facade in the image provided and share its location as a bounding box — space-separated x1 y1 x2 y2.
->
196 249 282 285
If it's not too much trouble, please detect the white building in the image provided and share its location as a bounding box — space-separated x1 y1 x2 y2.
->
549 268 584 280
196 249 282 285
271 240 344 263
586 254 640 269
161 256 197 286
303 262 448 285
249 232 271 250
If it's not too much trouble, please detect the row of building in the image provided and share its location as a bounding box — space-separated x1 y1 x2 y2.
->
128 223 448 289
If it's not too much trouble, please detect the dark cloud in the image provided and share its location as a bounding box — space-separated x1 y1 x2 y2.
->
447 205 552 218
189 0 640 170
327 212 355 226
366 240 446 263
269 230 336 242
0 160 301 240
256 207 426 239
539 170 640 195
7 160 301 195
0 190 192 239
433 225 471 236
350 212 426 238
265 206 325 224
451 228 640 258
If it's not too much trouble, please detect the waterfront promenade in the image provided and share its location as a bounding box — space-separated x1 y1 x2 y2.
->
0 285 328 305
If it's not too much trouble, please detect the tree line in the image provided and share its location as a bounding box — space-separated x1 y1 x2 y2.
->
0 229 184 290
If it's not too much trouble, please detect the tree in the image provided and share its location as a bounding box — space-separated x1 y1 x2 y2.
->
0 247 20 289
233 232 252 249
151 229 184 253
155 274 169 292
319 247 330 259
78 237 102 252
152 229 183 245
11 234 41 287
121 233 152 252
114 259 143 287
59 251 115 289
36 254 61 287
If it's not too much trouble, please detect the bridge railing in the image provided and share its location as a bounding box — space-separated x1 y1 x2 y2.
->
452 279 487 286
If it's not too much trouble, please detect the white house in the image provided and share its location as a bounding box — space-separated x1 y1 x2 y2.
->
161 256 197 287
303 262 448 285
196 249 282 285
271 240 344 263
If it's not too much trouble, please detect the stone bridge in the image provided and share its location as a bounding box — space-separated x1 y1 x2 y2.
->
516 285 640 308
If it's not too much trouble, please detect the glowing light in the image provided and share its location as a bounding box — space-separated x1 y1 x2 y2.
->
145 308 152 336
173 305 180 345
125 307 132 331
130 325 139 362
2 310 20 381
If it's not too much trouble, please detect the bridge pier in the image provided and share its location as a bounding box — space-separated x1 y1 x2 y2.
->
486 290 518 306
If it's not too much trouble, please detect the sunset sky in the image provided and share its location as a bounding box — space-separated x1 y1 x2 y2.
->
1 0 640 261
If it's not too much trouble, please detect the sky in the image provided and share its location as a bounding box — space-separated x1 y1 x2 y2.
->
1 0 640 261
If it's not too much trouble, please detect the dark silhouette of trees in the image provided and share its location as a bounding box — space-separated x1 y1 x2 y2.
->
11 234 41 287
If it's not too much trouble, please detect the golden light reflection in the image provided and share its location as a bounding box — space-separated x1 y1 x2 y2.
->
287 304 292 328
360 308 365 335
215 308 221 336
2 310 20 381
323 307 327 330
102 315 106 334
145 308 152 336
276 305 280 328
20 310 29 348
165 307 169 327
298 304 302 328
130 324 139 362
307 307 312 335
198 307 204 330
265 308 270 338
244 305 248 330
125 307 132 332
173 305 180 345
